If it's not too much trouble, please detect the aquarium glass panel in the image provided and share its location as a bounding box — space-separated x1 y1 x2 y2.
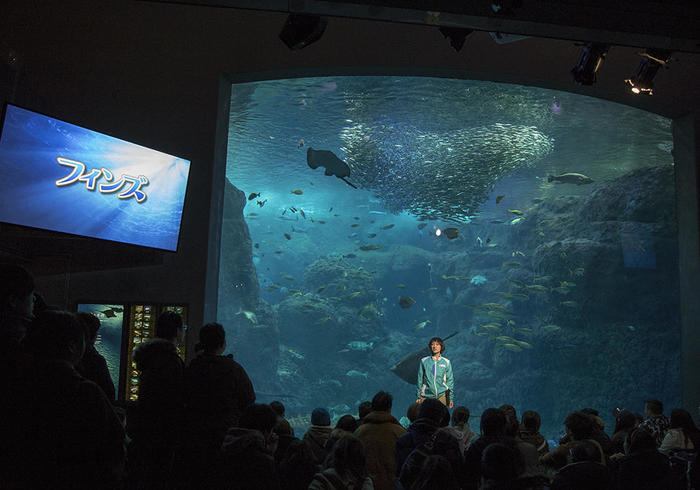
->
220 77 679 438
76 303 125 393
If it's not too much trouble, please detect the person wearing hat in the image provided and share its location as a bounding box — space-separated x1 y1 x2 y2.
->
303 407 333 464
416 336 454 408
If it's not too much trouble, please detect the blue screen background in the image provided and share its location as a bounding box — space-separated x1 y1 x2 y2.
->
0 105 190 251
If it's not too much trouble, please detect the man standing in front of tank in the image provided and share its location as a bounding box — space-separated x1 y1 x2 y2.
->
416 336 454 408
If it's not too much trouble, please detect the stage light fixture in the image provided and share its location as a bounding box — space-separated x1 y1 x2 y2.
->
571 43 610 85
279 14 328 51
439 27 474 52
624 49 672 95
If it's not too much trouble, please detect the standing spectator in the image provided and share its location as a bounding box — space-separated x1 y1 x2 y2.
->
184 322 255 485
271 400 294 436
617 428 672 490
354 391 406 490
304 407 334 464
325 414 359 454
75 311 115 401
519 410 549 456
0 263 35 356
127 311 186 489
358 400 372 425
3 310 125 488
639 398 670 447
309 435 374 490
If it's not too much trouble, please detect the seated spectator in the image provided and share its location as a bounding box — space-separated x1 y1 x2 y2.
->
271 400 297 463
443 405 476 455
463 408 518 490
610 410 638 455
219 403 280 489
397 423 462 490
659 408 699 455
519 410 549 456
541 412 602 470
0 263 35 356
354 391 406 490
309 435 373 489
406 401 421 424
558 408 613 456
396 398 450 472
304 407 334 464
184 322 255 484
325 414 359 453
271 400 294 436
550 439 612 490
75 311 115 401
410 455 460 490
617 427 672 490
279 438 319 490
358 400 372 425
639 398 670 447
4 310 125 488
500 405 540 475
479 442 549 490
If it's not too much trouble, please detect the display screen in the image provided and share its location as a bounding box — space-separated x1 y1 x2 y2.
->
76 303 126 395
0 104 190 251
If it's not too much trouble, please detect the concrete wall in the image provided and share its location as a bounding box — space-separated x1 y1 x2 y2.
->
3 1 698 408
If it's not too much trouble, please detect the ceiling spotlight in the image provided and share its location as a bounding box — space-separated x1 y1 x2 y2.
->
625 49 672 95
439 27 474 52
571 43 610 85
279 14 328 51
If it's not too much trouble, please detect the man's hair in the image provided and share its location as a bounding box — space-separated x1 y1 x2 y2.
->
480 443 521 481
480 408 507 437
499 404 517 420
521 410 541 432
0 264 34 313
155 311 183 339
627 427 656 454
645 399 663 415
418 398 448 426
270 401 285 416
336 414 358 433
239 403 278 434
196 322 225 352
428 337 445 354
371 391 393 412
613 410 637 434
580 407 599 417
407 402 421 423
76 312 101 343
327 435 368 482
358 401 372 419
564 411 595 440
24 310 84 360
452 406 470 426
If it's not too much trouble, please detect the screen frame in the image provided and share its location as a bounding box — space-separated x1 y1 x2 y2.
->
0 102 191 253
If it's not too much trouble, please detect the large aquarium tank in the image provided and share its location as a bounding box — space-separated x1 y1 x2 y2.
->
218 76 680 439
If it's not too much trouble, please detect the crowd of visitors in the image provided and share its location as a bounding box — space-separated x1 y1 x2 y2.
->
1 263 698 489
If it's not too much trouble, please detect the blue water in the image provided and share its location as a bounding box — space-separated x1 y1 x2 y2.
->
220 76 679 438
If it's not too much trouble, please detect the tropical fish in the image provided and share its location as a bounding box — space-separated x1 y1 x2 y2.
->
413 320 431 332
256 200 267 208
508 209 524 215
502 343 522 352
350 223 360 228
291 189 303 195
317 220 326 224
236 309 258 324
560 301 579 308
299 209 306 219
502 261 522 268
398 296 416 309
507 278 526 289
348 291 364 299
316 285 328 293
307 147 358 189
380 224 395 230
344 253 357 259
347 341 374 351
548 173 594 185
248 192 260 200
274 250 284 254
524 284 548 293
570 267 585 277
367 233 377 238
353 216 360 220
541 324 562 331
495 335 516 342
480 324 501 332
442 228 459 239
346 370 368 378
298 139 304 148
510 217 525 225
359 245 383 251
247 212 259 217
288 348 305 359
512 250 525 257
284 233 291 240
263 285 280 291
421 287 438 293
496 195 505 204
315 316 332 324
282 275 295 280
514 340 533 349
